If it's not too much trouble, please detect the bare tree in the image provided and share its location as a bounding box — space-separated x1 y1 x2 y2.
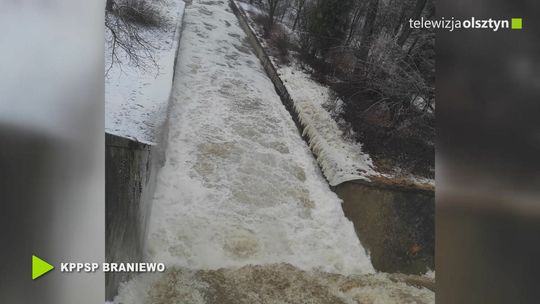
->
393 1 408 35
356 0 379 62
291 0 306 31
263 0 283 37
105 0 164 75
345 2 365 45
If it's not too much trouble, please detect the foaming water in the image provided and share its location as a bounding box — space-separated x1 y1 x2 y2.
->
115 264 434 304
143 0 373 275
114 0 390 302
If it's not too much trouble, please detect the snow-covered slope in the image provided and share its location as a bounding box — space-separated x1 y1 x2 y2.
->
105 0 185 144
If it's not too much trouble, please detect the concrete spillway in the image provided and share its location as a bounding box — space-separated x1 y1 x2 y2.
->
141 0 372 274
110 1 434 303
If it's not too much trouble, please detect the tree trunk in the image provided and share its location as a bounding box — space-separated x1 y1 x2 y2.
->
292 14 300 31
279 8 286 23
265 0 280 37
345 4 363 45
393 3 407 35
266 10 274 36
292 0 305 31
406 35 420 57
397 0 427 47
357 0 379 62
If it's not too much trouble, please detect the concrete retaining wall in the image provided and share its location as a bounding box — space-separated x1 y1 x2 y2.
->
105 133 161 300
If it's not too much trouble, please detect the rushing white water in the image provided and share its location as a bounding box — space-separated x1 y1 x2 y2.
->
113 1 433 303
144 0 373 274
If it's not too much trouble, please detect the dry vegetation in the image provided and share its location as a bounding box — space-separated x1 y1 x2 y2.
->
247 0 435 177
105 0 167 74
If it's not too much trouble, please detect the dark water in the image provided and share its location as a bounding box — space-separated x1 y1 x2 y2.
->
336 181 435 274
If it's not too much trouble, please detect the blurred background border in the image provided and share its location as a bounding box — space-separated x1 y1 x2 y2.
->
437 0 540 303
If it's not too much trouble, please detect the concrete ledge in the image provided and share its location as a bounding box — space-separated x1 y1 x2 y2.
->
105 133 161 300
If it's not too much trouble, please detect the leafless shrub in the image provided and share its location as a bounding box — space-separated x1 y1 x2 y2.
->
105 0 166 75
252 12 294 64
247 0 435 174
115 0 164 27
326 47 356 77
260 0 285 36
270 27 293 63
360 32 433 122
253 13 270 31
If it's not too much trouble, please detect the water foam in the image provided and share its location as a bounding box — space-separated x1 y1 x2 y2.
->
114 0 386 302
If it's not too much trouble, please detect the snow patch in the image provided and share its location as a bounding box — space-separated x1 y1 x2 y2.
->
238 1 264 15
278 65 378 186
105 0 186 144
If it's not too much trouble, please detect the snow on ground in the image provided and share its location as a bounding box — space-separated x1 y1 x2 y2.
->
237 0 263 15
278 65 378 185
105 0 185 144
115 1 374 301
424 269 436 279
278 61 435 187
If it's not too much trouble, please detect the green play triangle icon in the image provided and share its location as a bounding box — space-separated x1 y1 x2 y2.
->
32 255 55 280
